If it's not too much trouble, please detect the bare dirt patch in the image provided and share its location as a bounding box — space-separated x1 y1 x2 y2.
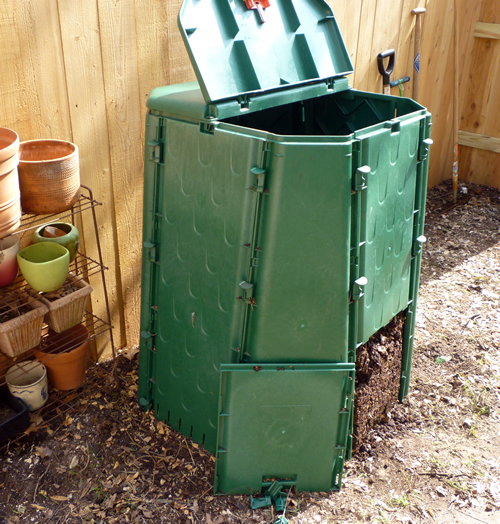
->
1 179 499 524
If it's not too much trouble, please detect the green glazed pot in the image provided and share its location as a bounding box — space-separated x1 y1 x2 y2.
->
32 222 79 262
17 242 70 292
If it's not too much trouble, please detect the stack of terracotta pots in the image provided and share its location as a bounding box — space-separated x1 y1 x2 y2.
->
1 129 89 409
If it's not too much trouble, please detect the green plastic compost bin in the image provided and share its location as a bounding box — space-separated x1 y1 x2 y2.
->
139 0 431 494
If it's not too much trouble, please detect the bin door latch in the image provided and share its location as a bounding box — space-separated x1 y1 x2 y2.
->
147 140 161 163
143 240 157 263
353 165 370 191
250 167 267 193
351 276 368 301
412 235 426 256
238 281 256 308
418 138 433 161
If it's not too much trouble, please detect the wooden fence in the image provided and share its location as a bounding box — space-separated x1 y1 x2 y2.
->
0 0 498 355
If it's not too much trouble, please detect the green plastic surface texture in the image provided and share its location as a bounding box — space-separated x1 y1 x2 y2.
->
215 363 354 494
400 116 432 399
178 0 353 104
241 139 352 364
139 84 431 461
355 118 421 344
140 114 263 453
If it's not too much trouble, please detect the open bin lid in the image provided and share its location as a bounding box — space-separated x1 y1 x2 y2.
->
178 0 353 106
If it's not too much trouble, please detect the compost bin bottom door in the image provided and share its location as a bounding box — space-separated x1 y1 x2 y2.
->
215 363 355 494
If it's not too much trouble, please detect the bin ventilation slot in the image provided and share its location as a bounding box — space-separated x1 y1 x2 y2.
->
276 0 300 33
230 41 261 93
292 34 320 80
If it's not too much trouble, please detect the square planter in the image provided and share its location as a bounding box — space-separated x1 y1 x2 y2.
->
0 291 48 358
34 273 93 333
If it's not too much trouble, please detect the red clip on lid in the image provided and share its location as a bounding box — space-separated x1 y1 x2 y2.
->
244 0 271 23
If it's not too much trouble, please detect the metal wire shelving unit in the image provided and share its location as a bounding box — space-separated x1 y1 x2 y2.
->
0 186 115 439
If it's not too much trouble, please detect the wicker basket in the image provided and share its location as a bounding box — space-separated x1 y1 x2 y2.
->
0 293 48 358
33 273 93 333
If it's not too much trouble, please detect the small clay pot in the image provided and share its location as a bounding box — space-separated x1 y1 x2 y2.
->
32 222 80 262
18 139 80 215
35 324 89 390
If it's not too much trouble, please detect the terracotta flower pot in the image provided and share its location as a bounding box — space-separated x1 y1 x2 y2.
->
0 234 20 287
0 128 21 239
35 323 89 390
18 139 80 215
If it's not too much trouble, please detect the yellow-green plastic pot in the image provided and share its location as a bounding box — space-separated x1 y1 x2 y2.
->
17 242 70 292
32 222 80 262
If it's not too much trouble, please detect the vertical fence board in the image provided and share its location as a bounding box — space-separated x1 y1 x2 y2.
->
459 0 500 189
328 0 362 86
0 2 34 136
135 0 170 124
167 0 196 85
0 1 71 140
354 0 379 91
57 0 124 357
14 1 72 140
418 0 455 187
367 1 405 95
97 0 144 348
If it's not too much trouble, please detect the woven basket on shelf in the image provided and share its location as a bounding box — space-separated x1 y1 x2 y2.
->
34 273 93 333
0 293 48 358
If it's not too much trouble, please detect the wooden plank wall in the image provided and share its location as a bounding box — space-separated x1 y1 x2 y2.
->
0 0 495 354
457 0 500 189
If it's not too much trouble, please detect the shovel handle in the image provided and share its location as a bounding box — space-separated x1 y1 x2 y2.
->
377 49 395 86
378 49 395 94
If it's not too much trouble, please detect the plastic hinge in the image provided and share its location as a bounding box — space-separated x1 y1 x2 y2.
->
351 276 368 301
266 481 283 500
418 138 433 161
250 496 272 509
200 121 215 135
353 165 370 191
327 77 350 93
